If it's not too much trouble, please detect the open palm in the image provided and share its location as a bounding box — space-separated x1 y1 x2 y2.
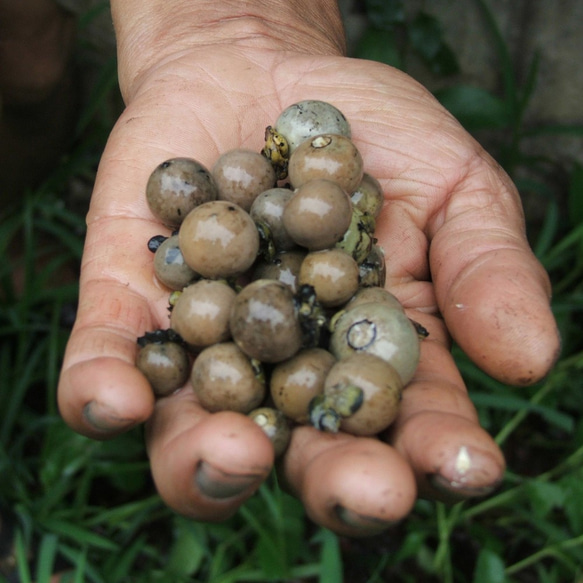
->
58 44 559 536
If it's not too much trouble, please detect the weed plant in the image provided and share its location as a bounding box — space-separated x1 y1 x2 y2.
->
1 0 582 581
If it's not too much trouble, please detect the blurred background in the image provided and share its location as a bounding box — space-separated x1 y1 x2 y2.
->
1 1 582 581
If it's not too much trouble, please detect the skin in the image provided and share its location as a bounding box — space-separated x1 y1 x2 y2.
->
56 0 560 536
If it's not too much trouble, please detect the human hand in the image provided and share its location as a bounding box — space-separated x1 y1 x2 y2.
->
57 1 560 537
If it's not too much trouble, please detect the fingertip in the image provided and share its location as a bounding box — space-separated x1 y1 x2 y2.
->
148 408 274 522
423 438 505 503
285 429 417 537
395 411 505 503
58 356 155 439
189 410 276 475
443 258 561 386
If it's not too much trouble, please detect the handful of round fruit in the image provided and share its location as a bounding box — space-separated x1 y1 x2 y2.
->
136 100 427 457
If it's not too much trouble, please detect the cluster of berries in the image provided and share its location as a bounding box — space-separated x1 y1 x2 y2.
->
136 100 426 457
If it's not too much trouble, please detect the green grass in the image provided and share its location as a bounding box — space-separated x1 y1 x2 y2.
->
2 1 583 581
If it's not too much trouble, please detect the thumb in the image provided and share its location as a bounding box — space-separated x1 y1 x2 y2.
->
430 160 560 386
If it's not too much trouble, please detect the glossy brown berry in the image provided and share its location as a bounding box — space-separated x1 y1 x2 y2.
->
321 353 402 436
252 249 306 293
178 200 259 279
288 134 363 194
212 149 276 211
350 172 384 221
146 157 218 227
170 279 236 350
136 330 190 397
299 249 360 308
190 342 265 413
270 347 336 424
248 407 292 457
282 179 352 251
249 187 296 251
229 279 303 363
153 234 199 290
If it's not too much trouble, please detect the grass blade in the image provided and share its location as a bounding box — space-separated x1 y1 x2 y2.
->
38 519 119 552
312 528 343 583
472 0 517 116
14 530 33 583
34 533 59 583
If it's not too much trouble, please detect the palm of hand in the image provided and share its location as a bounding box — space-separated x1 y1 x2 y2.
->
58 46 559 535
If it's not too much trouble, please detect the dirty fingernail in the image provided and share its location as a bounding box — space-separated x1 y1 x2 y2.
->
195 461 263 499
335 505 396 535
427 445 503 502
428 472 499 502
83 401 134 433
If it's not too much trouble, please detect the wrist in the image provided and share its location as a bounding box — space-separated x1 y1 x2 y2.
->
111 0 346 99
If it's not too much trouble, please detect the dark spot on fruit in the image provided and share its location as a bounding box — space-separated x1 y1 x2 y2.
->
148 234 168 253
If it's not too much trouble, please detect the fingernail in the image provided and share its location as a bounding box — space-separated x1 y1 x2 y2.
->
428 473 499 501
83 401 134 433
195 461 262 499
427 445 503 501
335 505 396 535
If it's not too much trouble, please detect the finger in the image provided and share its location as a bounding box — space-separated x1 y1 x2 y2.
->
57 213 171 438
145 388 274 522
280 428 417 538
334 66 560 385
389 313 505 503
427 154 561 385
57 278 156 438
56 73 253 439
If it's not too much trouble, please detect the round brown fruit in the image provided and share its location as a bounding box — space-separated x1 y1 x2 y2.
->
248 407 292 457
249 187 296 251
136 330 190 397
178 200 259 279
229 279 303 363
321 352 402 436
170 279 236 350
282 179 352 251
146 157 217 227
299 249 360 308
270 347 336 423
190 342 265 413
212 148 276 212
288 134 363 194
252 249 306 293
153 234 199 290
